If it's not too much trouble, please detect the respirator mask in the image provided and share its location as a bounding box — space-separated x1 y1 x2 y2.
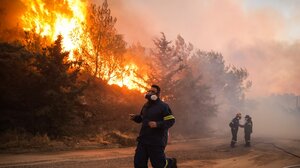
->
145 90 158 101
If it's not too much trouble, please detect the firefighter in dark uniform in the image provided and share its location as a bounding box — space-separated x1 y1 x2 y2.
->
244 115 253 147
130 85 177 168
229 113 242 147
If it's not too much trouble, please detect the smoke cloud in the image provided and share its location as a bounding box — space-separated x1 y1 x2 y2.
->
2 0 299 97
1 0 299 139
245 94 300 139
104 0 300 98
101 0 300 139
0 0 26 41
0 0 25 30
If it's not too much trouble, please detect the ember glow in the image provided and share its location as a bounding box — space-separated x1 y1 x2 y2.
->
20 0 148 92
106 63 148 91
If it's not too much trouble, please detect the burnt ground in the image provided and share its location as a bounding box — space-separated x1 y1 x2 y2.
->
0 137 299 168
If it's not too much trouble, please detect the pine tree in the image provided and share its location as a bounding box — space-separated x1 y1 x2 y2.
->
191 50 251 113
32 35 86 136
0 42 35 132
87 0 126 79
0 36 87 136
150 33 217 134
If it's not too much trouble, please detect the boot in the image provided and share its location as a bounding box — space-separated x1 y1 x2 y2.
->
245 142 251 147
230 142 236 148
171 158 177 168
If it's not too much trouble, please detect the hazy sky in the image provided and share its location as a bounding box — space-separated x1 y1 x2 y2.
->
95 0 300 98
245 0 300 41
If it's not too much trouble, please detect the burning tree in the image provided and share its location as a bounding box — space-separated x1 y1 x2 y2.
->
0 0 149 138
87 1 126 79
0 0 251 140
19 0 148 92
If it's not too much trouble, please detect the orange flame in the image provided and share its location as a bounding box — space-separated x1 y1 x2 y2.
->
20 0 148 92
106 63 148 92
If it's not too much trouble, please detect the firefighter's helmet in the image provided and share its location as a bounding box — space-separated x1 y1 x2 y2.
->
245 115 251 119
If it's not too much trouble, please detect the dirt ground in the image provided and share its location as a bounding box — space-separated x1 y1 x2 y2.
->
0 137 299 168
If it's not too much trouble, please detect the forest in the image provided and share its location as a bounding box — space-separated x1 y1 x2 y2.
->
0 0 250 150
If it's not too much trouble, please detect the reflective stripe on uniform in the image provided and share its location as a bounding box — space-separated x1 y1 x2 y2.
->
164 159 168 168
164 115 175 121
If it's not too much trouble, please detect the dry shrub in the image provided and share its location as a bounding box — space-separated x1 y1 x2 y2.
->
103 130 136 147
0 130 50 150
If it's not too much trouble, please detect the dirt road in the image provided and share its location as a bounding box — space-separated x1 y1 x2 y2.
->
0 137 299 168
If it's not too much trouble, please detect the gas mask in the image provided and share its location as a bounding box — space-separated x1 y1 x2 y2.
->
145 92 158 101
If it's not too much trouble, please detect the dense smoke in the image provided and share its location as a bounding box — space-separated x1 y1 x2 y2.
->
1 0 299 140
105 0 300 98
2 1 299 96
228 41 300 97
101 0 300 139
245 94 300 139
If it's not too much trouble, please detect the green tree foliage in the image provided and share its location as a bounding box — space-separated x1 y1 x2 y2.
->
149 33 252 135
0 36 86 137
150 33 217 134
190 51 252 112
81 78 144 135
0 42 34 133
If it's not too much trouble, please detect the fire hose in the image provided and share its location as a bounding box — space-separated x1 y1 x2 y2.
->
283 165 300 168
257 142 300 168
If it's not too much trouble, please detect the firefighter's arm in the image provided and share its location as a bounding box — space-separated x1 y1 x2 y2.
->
156 105 175 129
130 107 143 123
130 114 142 123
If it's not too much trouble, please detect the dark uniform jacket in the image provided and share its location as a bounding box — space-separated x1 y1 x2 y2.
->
132 99 175 146
244 119 253 134
229 117 240 130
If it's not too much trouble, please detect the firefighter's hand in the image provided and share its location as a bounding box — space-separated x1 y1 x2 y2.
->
148 121 157 128
129 114 136 120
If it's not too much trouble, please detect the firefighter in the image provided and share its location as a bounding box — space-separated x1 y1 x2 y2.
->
229 113 242 147
130 84 177 168
244 115 253 147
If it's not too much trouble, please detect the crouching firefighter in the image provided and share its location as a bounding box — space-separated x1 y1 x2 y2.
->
244 115 253 147
130 84 177 168
229 113 242 147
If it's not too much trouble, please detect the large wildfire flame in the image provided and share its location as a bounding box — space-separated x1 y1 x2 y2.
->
20 0 148 92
